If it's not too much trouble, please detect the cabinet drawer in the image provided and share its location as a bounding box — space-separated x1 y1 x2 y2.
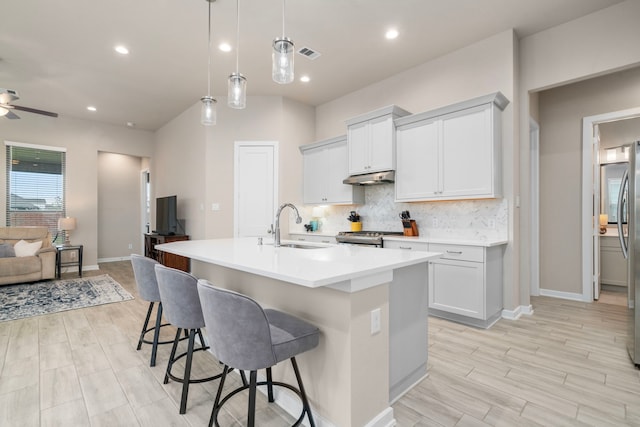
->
383 240 429 251
429 243 484 262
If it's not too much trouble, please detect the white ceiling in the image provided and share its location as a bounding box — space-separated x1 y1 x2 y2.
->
0 0 624 130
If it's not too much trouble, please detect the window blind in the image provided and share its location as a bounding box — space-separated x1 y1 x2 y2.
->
5 142 66 242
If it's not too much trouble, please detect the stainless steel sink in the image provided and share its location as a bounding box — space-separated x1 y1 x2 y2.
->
278 243 325 249
264 242 325 249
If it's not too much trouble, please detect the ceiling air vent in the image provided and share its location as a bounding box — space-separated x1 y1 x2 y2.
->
297 46 321 60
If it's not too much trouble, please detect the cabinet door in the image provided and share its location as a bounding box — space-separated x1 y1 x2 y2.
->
303 146 326 204
395 120 440 201
441 105 494 198
428 259 485 319
348 121 370 175
325 140 354 203
368 115 394 172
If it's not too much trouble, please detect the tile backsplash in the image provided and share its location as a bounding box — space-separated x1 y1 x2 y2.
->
291 184 508 241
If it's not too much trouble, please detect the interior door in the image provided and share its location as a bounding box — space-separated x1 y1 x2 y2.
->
593 125 601 300
234 142 278 237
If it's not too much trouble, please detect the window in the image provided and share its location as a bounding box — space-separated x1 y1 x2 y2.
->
5 142 66 242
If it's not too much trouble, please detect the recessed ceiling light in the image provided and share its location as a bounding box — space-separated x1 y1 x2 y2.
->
87 106 97 112
114 45 129 55
219 43 232 52
126 122 136 128
385 29 399 40
300 75 310 83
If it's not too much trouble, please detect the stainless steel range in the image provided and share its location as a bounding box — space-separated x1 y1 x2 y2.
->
335 231 404 247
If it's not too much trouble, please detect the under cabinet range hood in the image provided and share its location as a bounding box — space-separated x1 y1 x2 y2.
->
343 170 395 185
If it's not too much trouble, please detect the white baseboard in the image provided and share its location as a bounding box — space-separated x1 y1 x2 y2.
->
539 288 586 302
98 256 131 263
501 304 534 320
60 264 99 274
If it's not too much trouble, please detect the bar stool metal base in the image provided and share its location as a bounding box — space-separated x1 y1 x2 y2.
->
164 327 223 414
136 301 179 367
210 357 315 427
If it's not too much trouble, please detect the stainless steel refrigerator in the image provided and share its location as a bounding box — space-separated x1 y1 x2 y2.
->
619 141 640 367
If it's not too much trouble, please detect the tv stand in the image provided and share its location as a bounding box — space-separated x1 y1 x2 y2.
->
144 234 190 272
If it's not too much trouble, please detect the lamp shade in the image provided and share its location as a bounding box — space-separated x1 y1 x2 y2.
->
58 217 77 231
272 37 294 84
599 214 609 226
228 73 247 109
200 96 217 125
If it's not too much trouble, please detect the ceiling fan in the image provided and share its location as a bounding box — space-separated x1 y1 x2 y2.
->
0 88 58 119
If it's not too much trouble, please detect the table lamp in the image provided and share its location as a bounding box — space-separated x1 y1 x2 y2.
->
58 217 77 246
599 214 608 234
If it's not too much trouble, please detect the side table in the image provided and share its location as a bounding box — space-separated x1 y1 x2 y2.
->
56 244 83 278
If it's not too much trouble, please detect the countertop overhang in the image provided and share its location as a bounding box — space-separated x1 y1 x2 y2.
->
155 238 440 289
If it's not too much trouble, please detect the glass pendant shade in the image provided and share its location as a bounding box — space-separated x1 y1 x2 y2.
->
200 96 217 126
228 73 247 109
272 37 294 84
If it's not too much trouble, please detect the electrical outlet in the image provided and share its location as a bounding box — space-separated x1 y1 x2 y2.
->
371 308 381 335
488 218 496 229
211 203 220 211
128 243 133 249
432 217 439 228
70 251 77 259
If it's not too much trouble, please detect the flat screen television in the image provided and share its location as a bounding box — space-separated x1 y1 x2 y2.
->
155 195 178 235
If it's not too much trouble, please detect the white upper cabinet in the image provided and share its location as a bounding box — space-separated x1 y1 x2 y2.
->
395 92 509 202
300 136 364 205
346 105 411 175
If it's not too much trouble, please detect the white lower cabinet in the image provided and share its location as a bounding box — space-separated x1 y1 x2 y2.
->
385 240 504 328
600 235 627 287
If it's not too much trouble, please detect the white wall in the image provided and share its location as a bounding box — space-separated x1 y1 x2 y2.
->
519 0 640 303
0 114 154 269
153 96 315 240
538 67 640 294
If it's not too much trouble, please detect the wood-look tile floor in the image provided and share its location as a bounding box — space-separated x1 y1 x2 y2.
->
1 261 639 426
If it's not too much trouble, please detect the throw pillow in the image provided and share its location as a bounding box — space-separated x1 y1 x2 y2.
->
0 243 15 258
14 239 43 257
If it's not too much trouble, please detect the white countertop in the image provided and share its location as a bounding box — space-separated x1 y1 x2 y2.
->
156 238 441 288
383 235 508 247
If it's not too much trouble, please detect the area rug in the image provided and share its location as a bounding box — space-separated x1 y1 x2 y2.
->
0 274 134 322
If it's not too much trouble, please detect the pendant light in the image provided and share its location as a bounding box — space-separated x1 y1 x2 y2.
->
272 0 294 84
228 0 246 109
201 0 217 125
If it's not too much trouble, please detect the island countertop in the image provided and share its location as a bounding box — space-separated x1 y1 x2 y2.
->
155 237 440 288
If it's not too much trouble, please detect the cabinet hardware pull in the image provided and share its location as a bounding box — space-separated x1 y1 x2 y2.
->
446 250 463 254
399 246 412 250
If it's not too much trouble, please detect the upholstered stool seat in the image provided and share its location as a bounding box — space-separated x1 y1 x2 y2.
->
155 264 222 414
197 279 320 427
130 254 177 367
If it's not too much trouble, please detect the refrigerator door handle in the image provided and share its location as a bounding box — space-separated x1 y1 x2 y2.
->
618 167 629 259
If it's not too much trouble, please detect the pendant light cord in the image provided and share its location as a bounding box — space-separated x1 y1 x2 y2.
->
235 0 240 73
207 0 212 96
282 0 285 37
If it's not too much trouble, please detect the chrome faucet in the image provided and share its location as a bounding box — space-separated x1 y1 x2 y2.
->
274 203 302 247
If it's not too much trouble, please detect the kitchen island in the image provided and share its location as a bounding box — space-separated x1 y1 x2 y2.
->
156 238 441 427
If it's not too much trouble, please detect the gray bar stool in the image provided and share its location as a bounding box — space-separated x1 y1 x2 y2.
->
130 254 176 367
155 264 222 414
197 279 320 427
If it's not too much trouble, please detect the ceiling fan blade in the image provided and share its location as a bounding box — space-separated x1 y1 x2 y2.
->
12 104 58 118
5 111 20 119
